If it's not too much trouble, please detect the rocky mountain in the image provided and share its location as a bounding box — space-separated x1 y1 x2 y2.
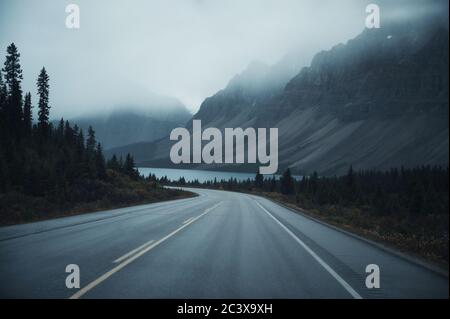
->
257 15 449 175
192 51 310 128
106 50 308 163
108 11 449 175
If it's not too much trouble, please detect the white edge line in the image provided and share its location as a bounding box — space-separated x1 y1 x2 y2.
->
113 240 155 264
254 200 363 299
69 201 222 299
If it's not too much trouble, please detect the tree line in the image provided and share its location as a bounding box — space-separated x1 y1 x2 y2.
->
163 165 449 218
160 165 449 261
0 43 138 201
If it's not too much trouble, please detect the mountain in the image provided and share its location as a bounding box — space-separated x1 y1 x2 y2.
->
192 50 310 128
105 50 310 165
68 100 191 150
108 11 449 175
256 15 449 175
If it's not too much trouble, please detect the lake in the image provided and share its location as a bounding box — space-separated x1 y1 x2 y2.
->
137 167 300 183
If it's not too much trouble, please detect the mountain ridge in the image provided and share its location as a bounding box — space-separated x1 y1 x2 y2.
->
107 13 449 175
63 102 192 150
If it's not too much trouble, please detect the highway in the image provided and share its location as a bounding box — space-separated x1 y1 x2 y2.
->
0 188 448 299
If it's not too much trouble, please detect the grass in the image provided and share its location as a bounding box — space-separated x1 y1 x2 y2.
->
0 170 196 226
255 191 449 270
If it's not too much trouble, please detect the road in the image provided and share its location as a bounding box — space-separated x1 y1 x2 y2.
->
0 188 448 299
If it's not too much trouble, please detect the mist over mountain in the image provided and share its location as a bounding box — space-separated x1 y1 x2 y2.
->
265 15 449 175
106 48 310 163
67 98 191 149
192 49 310 128
108 9 449 175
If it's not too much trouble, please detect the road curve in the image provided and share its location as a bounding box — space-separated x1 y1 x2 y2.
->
0 188 448 299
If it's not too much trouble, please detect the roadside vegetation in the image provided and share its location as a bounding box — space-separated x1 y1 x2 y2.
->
0 43 194 226
162 166 449 267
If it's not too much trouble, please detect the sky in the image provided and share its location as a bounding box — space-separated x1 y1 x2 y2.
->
0 0 446 119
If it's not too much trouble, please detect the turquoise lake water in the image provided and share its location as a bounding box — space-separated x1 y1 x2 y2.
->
137 167 300 183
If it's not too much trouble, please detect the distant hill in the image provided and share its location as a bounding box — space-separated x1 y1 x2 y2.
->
105 49 309 166
63 100 191 150
108 11 449 175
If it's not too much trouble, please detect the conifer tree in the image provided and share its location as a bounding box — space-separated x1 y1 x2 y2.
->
0 72 6 141
280 168 295 195
2 43 23 138
124 153 139 179
85 126 97 178
86 126 96 152
95 143 107 180
37 67 50 137
345 165 358 203
269 176 277 192
107 155 121 171
23 92 33 137
255 169 264 189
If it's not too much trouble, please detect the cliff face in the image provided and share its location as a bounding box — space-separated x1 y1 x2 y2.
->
276 21 448 122
109 13 449 175
192 54 307 129
248 16 449 175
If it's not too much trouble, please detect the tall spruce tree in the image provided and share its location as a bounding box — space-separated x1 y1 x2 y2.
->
280 168 295 195
86 126 97 178
255 170 264 189
23 92 33 137
107 154 121 171
37 67 50 137
0 72 6 141
95 143 107 180
2 43 23 139
269 175 277 192
124 153 138 179
86 126 96 152
345 165 358 203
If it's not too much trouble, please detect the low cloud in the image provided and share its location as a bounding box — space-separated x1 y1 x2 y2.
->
0 0 446 119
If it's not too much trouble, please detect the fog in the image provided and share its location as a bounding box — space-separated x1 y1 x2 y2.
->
0 0 446 119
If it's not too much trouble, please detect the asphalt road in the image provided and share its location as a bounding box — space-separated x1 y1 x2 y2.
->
0 188 448 299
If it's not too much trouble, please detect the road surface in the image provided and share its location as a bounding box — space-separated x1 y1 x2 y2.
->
0 188 448 299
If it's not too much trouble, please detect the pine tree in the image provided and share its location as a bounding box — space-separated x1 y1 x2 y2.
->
2 43 23 139
280 168 295 195
86 126 96 152
36 67 50 137
0 72 6 141
54 118 66 146
95 143 107 180
124 153 138 179
345 165 358 203
107 154 121 171
85 126 97 178
255 169 264 189
310 171 319 195
269 176 277 192
23 92 33 136
76 128 84 147
178 177 186 185
118 156 124 171
0 152 7 193
124 154 133 171
0 71 5 110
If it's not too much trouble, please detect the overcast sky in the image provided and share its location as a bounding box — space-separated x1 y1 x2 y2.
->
0 0 446 119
